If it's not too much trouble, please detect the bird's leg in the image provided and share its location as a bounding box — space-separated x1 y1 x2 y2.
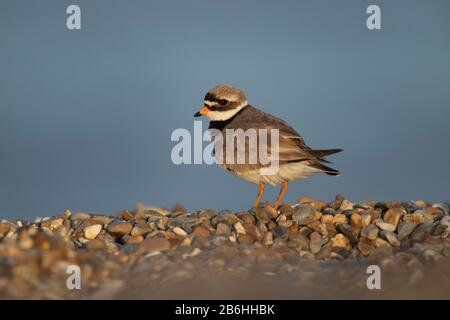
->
273 181 288 210
253 182 265 208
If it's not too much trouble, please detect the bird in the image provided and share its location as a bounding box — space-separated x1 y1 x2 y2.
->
194 85 342 210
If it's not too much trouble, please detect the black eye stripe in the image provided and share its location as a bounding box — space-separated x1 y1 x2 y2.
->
205 104 237 112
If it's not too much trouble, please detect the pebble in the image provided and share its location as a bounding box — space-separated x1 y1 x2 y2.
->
383 208 404 227
192 226 210 238
107 221 133 235
340 199 354 211
124 235 144 244
237 234 254 244
321 214 334 224
380 231 400 247
298 196 327 211
233 222 246 235
350 213 362 228
83 224 102 240
397 221 417 240
375 222 397 232
173 227 188 236
361 214 372 227
328 195 344 210
337 224 358 245
292 205 315 226
432 202 449 215
309 232 322 254
0 197 449 300
254 206 273 224
410 223 433 241
357 238 373 256
272 226 288 240
215 223 231 237
333 214 347 225
138 236 170 254
71 212 91 221
361 225 379 240
330 234 349 248
85 238 107 250
237 212 256 224
263 231 273 246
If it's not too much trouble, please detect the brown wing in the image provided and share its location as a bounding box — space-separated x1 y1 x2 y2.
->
213 105 318 166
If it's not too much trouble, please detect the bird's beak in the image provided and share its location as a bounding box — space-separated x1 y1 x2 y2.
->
194 107 210 117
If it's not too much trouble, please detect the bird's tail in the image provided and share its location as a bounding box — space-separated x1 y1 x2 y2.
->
310 148 343 159
308 161 340 176
308 148 343 176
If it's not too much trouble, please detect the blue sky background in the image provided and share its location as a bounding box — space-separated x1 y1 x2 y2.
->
1 0 449 220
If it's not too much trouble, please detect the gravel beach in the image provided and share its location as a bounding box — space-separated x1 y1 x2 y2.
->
1 196 449 299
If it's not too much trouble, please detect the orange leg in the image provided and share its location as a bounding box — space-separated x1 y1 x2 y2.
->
273 181 288 210
253 182 265 208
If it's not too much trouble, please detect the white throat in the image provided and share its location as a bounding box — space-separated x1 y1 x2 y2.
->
206 101 248 121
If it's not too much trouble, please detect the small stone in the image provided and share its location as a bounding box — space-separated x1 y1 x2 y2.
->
278 204 295 217
233 222 246 235
131 225 152 237
330 234 349 248
374 238 390 248
173 227 188 236
292 205 315 226
215 223 231 236
64 209 72 219
298 196 326 211
321 214 334 224
328 195 344 210
124 235 144 244
350 213 363 228
237 212 256 224
432 223 447 236
376 222 396 232
213 212 240 225
337 224 358 245
272 226 288 240
374 202 389 212
85 238 107 250
107 221 133 235
432 202 449 215
361 214 372 227
397 221 417 240
361 225 379 240
119 210 134 221
237 234 254 244
410 223 433 241
192 226 210 238
309 232 322 254
357 238 373 256
83 224 102 240
333 214 347 225
314 211 322 221
383 208 404 227
415 200 427 207
380 231 400 247
322 207 336 216
410 212 425 224
263 231 273 246
340 199 354 211
138 236 170 254
254 206 273 224
71 212 91 221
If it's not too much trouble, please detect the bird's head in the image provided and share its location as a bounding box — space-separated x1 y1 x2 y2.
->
194 85 248 121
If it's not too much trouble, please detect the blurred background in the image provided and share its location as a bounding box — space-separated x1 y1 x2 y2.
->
1 0 449 220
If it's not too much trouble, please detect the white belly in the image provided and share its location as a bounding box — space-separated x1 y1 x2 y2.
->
220 161 320 186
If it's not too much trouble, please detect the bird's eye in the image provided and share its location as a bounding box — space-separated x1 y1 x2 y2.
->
219 99 228 105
